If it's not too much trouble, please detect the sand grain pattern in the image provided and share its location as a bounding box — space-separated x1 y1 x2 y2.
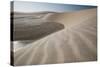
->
13 8 97 66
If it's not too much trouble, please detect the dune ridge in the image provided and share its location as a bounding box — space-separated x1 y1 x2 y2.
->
13 8 97 66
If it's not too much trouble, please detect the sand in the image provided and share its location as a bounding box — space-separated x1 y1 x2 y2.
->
12 8 97 66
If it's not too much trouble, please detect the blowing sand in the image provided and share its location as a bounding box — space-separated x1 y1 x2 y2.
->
12 8 97 66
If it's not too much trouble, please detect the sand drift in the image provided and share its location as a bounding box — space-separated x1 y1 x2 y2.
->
11 8 97 66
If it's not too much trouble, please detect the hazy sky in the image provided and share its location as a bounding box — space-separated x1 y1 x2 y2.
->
12 1 96 12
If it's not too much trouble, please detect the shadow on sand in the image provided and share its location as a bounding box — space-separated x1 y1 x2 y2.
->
13 22 64 41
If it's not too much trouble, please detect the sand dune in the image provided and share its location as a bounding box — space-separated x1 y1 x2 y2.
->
12 8 97 66
13 11 64 41
14 22 64 41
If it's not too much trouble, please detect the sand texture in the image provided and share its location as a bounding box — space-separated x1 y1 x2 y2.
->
12 8 97 66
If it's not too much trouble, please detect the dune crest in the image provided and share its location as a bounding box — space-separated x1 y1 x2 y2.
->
13 8 97 66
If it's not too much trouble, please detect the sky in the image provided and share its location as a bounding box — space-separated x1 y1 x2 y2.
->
12 1 97 12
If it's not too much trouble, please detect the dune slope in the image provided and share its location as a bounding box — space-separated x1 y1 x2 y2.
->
13 8 97 66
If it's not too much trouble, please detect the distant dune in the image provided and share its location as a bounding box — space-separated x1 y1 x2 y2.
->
12 8 97 66
45 8 97 27
13 11 64 41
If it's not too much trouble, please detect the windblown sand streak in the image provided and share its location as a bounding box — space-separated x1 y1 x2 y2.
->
13 8 97 66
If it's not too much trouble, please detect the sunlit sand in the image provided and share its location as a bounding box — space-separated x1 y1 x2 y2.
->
12 8 97 66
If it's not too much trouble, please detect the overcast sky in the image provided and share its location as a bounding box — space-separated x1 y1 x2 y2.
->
12 1 96 12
